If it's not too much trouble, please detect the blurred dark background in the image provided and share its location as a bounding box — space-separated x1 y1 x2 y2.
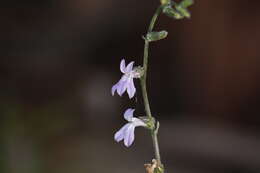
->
1 0 260 173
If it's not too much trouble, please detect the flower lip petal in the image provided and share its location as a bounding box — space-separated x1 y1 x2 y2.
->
120 59 126 73
125 61 134 73
123 124 135 147
114 123 129 142
116 79 127 96
127 78 136 99
111 83 117 96
124 108 135 121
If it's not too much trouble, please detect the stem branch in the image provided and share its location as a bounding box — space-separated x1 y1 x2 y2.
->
140 5 163 167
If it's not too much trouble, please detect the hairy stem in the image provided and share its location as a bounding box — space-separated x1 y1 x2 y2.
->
140 5 163 167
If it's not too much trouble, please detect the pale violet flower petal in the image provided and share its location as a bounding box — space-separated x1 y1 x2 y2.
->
132 117 147 127
116 76 128 96
111 59 139 98
124 108 135 121
120 59 126 73
120 75 128 81
124 124 135 147
116 81 127 96
111 83 117 96
125 61 134 73
127 79 136 99
114 123 130 142
114 108 147 147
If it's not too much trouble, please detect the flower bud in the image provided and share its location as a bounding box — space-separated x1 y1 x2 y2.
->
179 0 194 8
146 31 168 42
175 5 191 18
160 0 170 5
162 5 184 19
162 0 193 20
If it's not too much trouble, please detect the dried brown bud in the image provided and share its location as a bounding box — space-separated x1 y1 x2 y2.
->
144 159 158 173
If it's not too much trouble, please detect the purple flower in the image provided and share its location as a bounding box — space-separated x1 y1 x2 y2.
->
111 59 141 99
114 108 146 147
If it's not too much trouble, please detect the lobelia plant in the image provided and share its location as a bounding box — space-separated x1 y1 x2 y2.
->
112 0 193 172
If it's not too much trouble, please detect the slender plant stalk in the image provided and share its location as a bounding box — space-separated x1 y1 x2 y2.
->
140 5 163 167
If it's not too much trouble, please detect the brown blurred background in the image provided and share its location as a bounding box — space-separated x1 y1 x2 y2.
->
0 0 260 173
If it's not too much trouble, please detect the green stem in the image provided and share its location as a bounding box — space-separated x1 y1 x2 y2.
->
140 5 163 167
